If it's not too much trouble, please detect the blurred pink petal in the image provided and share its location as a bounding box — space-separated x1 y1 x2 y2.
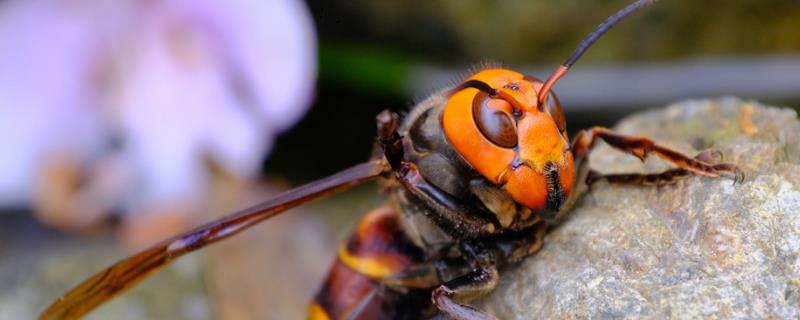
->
0 1 104 205
0 0 317 216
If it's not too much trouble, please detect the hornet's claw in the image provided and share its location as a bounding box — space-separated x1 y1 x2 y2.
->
732 167 745 185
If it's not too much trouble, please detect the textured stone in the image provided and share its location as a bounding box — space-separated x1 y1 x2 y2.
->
479 98 800 319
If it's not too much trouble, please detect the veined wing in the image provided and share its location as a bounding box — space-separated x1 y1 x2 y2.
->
40 160 389 320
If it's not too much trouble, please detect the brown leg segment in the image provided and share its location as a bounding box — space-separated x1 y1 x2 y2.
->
432 266 499 320
572 127 743 183
587 168 692 186
587 149 744 186
376 110 404 170
395 162 499 238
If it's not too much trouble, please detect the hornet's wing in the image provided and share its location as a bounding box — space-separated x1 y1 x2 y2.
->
40 160 389 320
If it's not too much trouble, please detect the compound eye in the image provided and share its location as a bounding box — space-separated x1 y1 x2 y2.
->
472 92 518 148
544 91 566 133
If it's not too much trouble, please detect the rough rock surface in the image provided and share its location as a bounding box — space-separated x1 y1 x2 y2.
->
479 98 800 319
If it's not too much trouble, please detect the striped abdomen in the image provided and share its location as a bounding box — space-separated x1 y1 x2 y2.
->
309 206 434 320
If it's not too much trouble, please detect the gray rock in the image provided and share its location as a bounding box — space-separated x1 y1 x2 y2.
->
479 97 800 319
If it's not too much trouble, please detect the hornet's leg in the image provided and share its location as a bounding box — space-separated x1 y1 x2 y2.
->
588 168 691 186
572 127 743 183
382 227 546 320
587 149 744 186
432 265 499 320
379 259 501 320
376 110 404 171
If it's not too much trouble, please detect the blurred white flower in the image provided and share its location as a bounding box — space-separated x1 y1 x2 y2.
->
0 0 317 230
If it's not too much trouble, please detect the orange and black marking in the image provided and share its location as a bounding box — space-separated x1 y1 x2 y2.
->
443 69 574 217
310 207 431 320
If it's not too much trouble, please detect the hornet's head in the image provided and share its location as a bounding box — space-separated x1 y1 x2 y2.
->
444 0 659 218
442 69 574 217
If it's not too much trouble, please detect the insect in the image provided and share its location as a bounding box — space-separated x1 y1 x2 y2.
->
40 0 744 319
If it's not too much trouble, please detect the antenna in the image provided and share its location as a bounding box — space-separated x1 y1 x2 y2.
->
537 0 660 104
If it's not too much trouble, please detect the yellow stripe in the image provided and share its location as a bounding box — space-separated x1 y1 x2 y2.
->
338 245 397 279
307 303 330 320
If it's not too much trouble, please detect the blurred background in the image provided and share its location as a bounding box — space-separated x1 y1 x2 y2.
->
1 0 799 319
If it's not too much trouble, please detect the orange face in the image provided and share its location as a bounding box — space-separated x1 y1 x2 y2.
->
442 69 574 216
